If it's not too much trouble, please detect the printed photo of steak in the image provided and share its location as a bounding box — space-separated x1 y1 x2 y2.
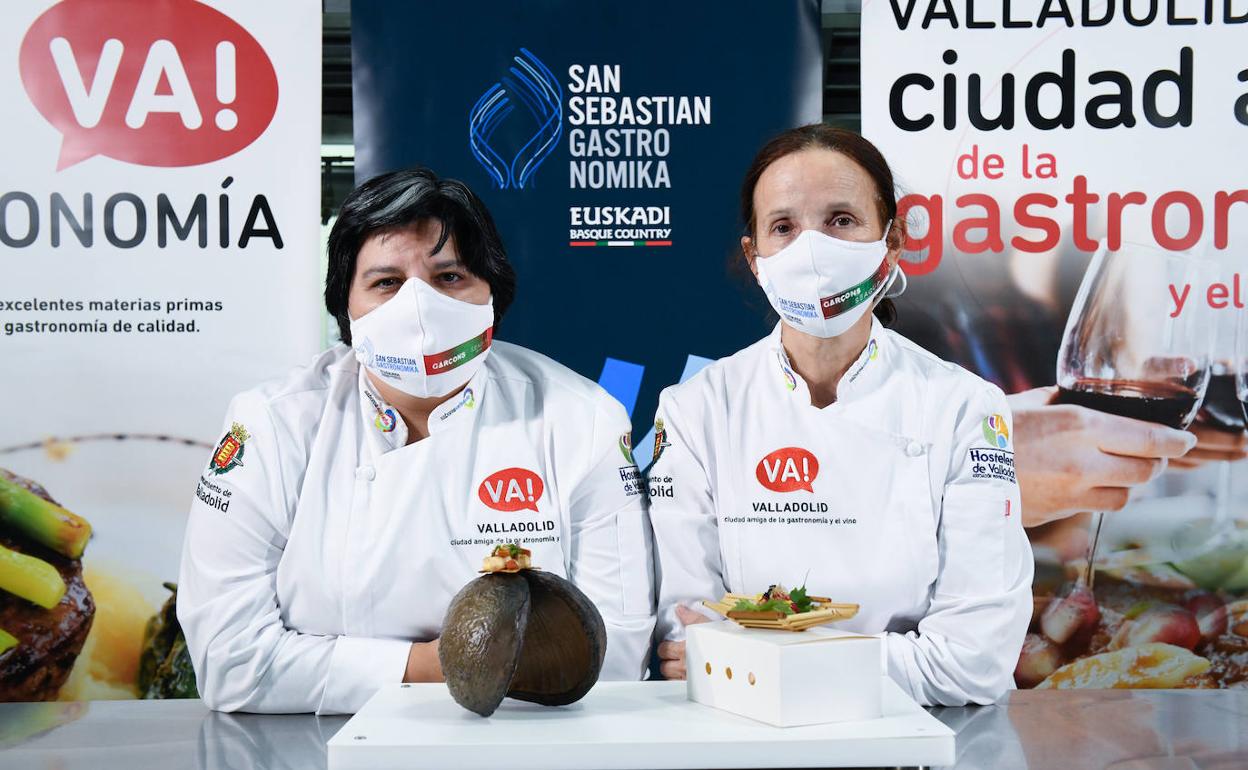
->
0 471 95 701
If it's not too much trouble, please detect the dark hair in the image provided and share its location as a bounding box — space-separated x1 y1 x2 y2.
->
325 167 517 346
739 124 901 327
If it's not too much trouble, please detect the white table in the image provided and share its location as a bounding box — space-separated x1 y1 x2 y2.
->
327 679 955 769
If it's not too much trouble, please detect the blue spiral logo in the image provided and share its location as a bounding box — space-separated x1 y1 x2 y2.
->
469 48 563 190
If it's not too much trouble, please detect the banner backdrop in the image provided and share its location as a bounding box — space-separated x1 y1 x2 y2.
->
352 0 823 461
0 0 321 701
863 2 1248 689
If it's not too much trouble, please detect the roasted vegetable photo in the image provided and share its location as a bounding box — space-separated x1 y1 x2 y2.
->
0 469 95 701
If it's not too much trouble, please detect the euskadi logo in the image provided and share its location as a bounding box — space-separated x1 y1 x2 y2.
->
20 0 279 170
478 468 544 512
756 447 819 493
982 414 1011 449
468 48 562 190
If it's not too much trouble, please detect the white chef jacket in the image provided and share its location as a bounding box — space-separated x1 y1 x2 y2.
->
649 316 1033 707
178 341 655 715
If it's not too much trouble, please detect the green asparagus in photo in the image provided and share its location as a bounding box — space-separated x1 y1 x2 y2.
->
0 476 92 559
0 543 66 609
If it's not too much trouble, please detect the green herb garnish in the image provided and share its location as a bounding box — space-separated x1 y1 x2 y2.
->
731 597 795 615
733 580 818 616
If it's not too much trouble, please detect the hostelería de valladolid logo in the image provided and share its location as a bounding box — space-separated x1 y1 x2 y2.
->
210 422 249 475
618 431 634 464
982 414 1011 449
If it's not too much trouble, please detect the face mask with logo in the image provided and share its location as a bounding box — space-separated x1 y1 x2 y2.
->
350 277 494 398
755 225 901 338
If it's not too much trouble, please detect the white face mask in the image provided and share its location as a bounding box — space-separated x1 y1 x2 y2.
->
755 226 900 338
350 277 495 398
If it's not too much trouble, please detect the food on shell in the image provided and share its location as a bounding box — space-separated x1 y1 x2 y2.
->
439 545 606 717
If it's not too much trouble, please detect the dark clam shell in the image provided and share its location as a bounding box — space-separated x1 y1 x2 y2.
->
439 570 606 717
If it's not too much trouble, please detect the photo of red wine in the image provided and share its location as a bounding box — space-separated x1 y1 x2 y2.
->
1199 373 1247 433
1055 379 1201 430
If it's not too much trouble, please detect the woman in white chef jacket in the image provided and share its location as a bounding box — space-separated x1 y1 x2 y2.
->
651 126 1033 706
178 168 655 714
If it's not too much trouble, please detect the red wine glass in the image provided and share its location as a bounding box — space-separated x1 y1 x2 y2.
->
1054 242 1213 592
1167 306 1248 584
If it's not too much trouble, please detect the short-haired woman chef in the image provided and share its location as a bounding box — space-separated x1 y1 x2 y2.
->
651 126 1033 706
178 168 655 714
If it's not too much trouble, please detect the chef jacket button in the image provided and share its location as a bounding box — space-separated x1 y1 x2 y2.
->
356 466 376 481
905 441 924 457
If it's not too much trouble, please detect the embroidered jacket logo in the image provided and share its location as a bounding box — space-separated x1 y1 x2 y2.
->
478 467 544 512
756 447 819 493
982 414 1011 449
776 350 797 391
209 422 249 475
651 418 673 467
618 432 635 463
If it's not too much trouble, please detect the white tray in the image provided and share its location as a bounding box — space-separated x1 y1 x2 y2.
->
327 679 955 769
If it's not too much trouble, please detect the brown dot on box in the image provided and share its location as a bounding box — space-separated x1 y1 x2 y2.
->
726 667 733 680
705 662 711 675
748 672 756 686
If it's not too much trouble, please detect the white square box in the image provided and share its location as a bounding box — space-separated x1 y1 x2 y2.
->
686 620 882 727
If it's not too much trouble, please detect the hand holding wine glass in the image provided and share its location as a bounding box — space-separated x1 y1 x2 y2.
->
1039 242 1212 652
1010 384 1197 527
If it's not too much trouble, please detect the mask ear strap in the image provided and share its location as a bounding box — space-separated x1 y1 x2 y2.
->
883 263 908 300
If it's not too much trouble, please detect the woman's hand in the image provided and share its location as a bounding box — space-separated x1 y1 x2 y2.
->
403 639 444 683
657 605 711 680
1009 386 1197 528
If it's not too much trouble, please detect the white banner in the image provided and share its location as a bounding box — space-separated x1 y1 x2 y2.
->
862 1 1247 277
0 0 320 699
861 1 1248 693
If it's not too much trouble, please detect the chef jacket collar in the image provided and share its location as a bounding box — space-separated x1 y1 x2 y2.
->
770 314 888 406
357 366 486 455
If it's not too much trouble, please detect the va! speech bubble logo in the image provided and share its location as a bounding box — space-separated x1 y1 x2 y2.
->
478 468 544 512
19 0 279 170
756 447 819 493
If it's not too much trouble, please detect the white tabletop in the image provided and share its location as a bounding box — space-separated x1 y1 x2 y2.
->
327 678 955 769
